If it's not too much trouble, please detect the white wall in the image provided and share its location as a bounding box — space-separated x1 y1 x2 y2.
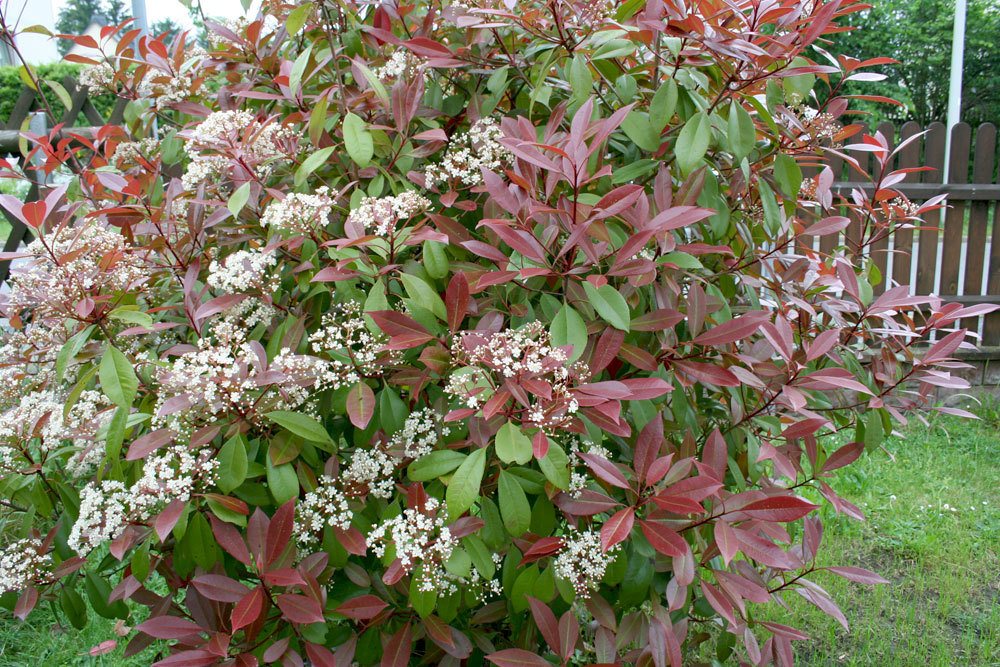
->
3 0 60 64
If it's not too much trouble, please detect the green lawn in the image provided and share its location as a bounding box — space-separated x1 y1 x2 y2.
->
0 408 996 666
761 404 1000 666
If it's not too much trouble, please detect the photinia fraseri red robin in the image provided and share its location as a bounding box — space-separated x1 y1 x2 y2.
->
0 0 991 665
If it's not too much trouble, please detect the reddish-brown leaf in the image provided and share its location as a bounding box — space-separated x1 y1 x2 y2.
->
276 593 324 624
335 594 388 621
231 586 266 633
741 496 819 523
526 597 561 655
345 382 375 429
380 622 412 667
486 649 554 667
137 615 204 639
191 575 250 603
600 507 635 551
640 520 688 557
265 500 295 567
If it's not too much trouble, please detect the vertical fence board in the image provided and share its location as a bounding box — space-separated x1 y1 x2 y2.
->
844 123 870 256
986 150 1000 346
916 122 946 295
872 121 895 293
962 124 996 331
939 123 972 297
892 121 923 288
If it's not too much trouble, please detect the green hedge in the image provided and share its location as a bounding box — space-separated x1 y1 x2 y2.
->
0 63 117 126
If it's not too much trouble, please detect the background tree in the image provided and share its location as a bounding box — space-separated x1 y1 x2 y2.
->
55 0 130 54
835 0 1000 126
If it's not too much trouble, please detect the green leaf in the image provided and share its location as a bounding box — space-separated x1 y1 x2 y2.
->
498 471 531 537
55 325 95 382
408 450 467 482
107 307 153 329
422 240 449 280
538 443 571 490
99 346 138 408
551 303 588 362
289 44 313 93
728 102 756 161
266 455 299 505
294 145 335 187
676 111 711 175
265 411 335 448
649 79 678 132
409 569 437 617
582 282 631 331
227 181 252 218
773 153 802 199
569 53 593 102
399 272 446 321
286 3 311 35
343 112 374 167
85 571 128 619
446 446 487 521
495 422 532 465
757 180 783 236
218 435 249 493
308 95 329 147
104 406 128 462
621 111 661 152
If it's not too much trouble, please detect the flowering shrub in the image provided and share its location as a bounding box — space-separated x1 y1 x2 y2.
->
0 1 994 665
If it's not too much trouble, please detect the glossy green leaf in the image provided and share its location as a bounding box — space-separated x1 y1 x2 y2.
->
582 282 631 331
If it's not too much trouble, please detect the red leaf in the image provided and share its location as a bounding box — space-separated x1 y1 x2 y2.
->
231 587 266 632
692 311 769 346
154 500 187 543
635 416 663 484
714 521 739 565
263 568 306 588
826 566 889 585
345 382 375 429
13 587 37 620
333 526 367 555
446 272 470 331
619 377 672 400
380 622 412 667
673 360 741 387
335 594 388 621
579 452 630 489
639 520 688 557
702 428 727 480
265 500 295 567
526 597 561 655
276 593 324 624
137 615 204 639
741 496 819 522
191 575 250 603
558 610 580 661
208 515 251 566
368 310 433 349
486 648 554 667
519 536 565 565
126 429 174 460
822 442 864 473
803 215 850 236
152 650 219 667
305 643 337 667
600 507 635 551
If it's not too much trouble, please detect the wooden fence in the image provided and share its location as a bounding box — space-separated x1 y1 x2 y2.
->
0 77 126 283
0 84 998 355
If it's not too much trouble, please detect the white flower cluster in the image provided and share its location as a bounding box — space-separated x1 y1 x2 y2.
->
308 301 390 387
293 476 354 549
342 448 397 499
207 248 279 294
567 437 611 497
372 51 424 81
345 191 431 236
137 70 192 106
553 528 619 599
425 118 512 187
3 224 145 320
0 539 50 594
0 389 112 475
260 187 333 234
155 318 334 429
68 480 132 554
367 497 457 592
78 62 116 90
68 446 217 554
445 321 584 427
390 408 449 459
111 137 159 169
181 110 294 187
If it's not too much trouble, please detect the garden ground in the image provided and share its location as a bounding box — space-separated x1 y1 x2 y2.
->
0 406 996 666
